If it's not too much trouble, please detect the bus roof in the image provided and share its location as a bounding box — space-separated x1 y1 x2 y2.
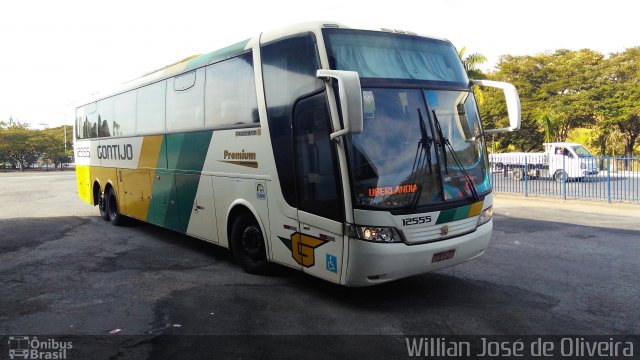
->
75 21 451 108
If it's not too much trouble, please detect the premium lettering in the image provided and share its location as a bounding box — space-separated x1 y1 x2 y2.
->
224 149 256 160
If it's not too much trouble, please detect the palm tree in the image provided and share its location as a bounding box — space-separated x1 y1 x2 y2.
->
606 128 625 171
458 47 488 105
457 47 487 79
536 109 560 143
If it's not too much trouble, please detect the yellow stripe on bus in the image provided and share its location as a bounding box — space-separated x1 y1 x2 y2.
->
76 165 92 204
468 201 484 217
138 135 164 169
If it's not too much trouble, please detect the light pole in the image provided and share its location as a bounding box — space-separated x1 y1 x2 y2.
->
64 101 76 164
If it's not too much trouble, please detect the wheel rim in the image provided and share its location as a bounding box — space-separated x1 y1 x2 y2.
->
240 226 264 262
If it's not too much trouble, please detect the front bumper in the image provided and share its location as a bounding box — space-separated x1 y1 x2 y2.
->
343 220 492 286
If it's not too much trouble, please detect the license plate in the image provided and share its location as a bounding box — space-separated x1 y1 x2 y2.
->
431 249 456 263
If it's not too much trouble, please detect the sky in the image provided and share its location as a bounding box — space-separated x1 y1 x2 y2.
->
0 0 638 129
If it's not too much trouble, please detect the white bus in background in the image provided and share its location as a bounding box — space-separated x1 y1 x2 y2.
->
490 142 599 182
74 22 520 286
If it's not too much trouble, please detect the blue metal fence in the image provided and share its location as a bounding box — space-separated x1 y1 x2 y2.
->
490 156 640 203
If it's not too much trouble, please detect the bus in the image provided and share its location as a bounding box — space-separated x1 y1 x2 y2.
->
74 22 520 286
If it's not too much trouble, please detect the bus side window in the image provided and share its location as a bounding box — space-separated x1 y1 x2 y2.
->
75 107 85 139
205 53 258 128
97 98 113 138
113 90 136 137
136 80 167 134
167 68 205 132
86 102 98 138
261 32 323 207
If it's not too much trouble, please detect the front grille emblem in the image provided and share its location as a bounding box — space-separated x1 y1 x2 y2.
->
440 225 449 236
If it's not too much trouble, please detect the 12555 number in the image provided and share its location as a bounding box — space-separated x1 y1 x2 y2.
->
402 215 433 226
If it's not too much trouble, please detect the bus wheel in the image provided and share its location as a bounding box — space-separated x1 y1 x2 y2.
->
230 213 269 274
98 191 109 221
106 187 124 226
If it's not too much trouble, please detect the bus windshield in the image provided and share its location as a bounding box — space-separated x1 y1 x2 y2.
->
324 29 468 84
325 29 488 210
347 88 489 210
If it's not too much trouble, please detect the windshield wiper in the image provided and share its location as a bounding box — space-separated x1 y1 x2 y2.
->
431 110 479 201
409 108 433 209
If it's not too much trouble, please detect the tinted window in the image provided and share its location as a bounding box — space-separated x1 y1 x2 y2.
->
324 29 468 84
294 93 343 221
97 97 114 137
83 102 98 138
75 107 85 139
167 68 205 131
261 33 323 206
137 81 166 134
113 90 136 136
205 53 258 127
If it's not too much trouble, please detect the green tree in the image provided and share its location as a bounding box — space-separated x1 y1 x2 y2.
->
535 109 562 143
459 47 488 105
40 125 73 168
591 47 640 158
458 47 487 79
481 49 603 151
0 123 40 171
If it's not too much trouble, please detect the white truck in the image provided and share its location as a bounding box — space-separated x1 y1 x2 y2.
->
489 142 599 182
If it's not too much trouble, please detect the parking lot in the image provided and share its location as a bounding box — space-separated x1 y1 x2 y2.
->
1 172 639 358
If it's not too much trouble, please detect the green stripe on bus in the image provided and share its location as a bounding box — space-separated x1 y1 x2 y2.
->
147 170 178 229
436 205 471 224
147 131 213 232
166 131 213 171
185 39 250 72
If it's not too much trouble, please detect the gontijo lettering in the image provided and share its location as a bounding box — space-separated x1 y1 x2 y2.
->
96 144 133 160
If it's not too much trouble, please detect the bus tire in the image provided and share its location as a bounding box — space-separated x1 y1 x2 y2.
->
106 187 125 226
98 191 109 221
230 213 269 274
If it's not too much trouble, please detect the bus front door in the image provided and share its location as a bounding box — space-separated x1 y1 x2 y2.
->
292 92 345 283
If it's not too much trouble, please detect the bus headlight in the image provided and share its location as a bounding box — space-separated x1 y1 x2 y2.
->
355 226 402 243
477 206 493 226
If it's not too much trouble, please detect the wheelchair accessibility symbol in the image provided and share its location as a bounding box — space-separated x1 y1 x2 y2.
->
326 254 337 273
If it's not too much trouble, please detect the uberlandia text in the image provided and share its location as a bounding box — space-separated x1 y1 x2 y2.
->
405 337 634 357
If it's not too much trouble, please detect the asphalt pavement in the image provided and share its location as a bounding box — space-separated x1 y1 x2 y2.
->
0 171 638 358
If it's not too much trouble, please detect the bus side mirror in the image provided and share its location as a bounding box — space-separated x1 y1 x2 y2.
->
471 79 521 134
317 69 363 140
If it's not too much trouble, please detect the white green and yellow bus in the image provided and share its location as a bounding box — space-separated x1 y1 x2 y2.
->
74 22 520 286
